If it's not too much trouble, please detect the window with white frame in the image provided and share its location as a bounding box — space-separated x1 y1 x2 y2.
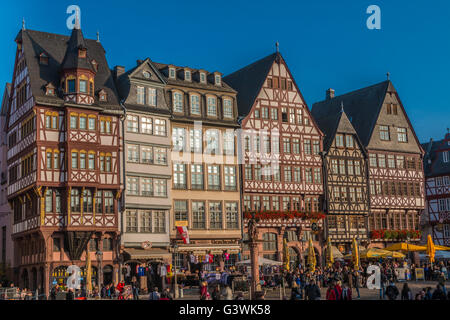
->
172 127 186 151
141 178 153 196
215 75 221 85
141 116 153 134
173 92 183 113
127 176 139 195
379 125 390 141
443 151 449 163
223 99 233 118
185 70 191 81
207 97 217 116
154 179 167 197
127 144 139 162
153 211 166 233
200 73 206 83
173 163 187 189
207 165 220 190
137 86 145 104
224 166 236 190
191 164 204 190
154 147 167 165
226 202 238 229
190 129 202 153
192 201 206 229
148 88 157 106
127 115 139 133
141 146 153 164
205 129 219 154
397 127 407 142
223 131 235 155
169 68 176 79
154 118 166 136
209 202 222 229
126 211 138 232
141 211 152 232
190 94 200 115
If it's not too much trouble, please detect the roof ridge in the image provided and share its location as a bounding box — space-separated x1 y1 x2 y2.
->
224 52 277 78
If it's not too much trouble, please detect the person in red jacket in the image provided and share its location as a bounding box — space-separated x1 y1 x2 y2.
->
326 281 341 300
116 281 125 300
335 281 343 300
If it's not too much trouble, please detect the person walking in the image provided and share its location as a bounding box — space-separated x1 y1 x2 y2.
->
131 277 140 300
326 281 341 300
401 283 412 300
200 281 210 300
385 281 399 300
304 279 321 300
50 284 59 300
290 282 303 300
341 283 352 300
212 285 221 300
431 284 447 300
148 286 160 300
353 271 361 299
379 272 387 300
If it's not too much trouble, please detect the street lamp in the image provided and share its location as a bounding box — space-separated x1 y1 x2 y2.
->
96 251 103 288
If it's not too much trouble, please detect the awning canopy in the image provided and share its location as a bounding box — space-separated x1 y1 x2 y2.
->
236 257 283 266
123 248 171 262
345 248 405 259
384 243 426 252
176 244 241 255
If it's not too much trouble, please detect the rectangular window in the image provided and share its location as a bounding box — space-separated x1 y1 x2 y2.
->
281 108 288 123
126 211 138 233
154 179 167 197
444 151 449 163
331 159 338 174
224 131 235 155
141 211 152 233
388 155 396 168
190 95 200 115
205 129 219 154
378 154 386 168
369 154 377 167
172 127 186 151
88 117 96 131
380 125 390 141
339 160 346 174
223 99 233 118
127 176 139 195
261 107 269 119
397 127 407 142
354 161 361 175
292 139 300 154
142 178 153 196
173 163 187 189
70 115 78 129
207 97 217 116
207 165 221 190
294 167 301 182
154 147 167 165
174 200 188 222
141 117 153 134
191 164 204 190
209 202 222 229
346 135 354 148
335 134 344 147
68 79 75 93
314 168 321 183
289 108 295 123
254 164 262 181
127 115 139 133
271 108 278 120
244 165 252 180
283 138 291 153
79 80 87 93
347 160 354 175
173 92 183 112
154 118 166 136
71 152 78 169
305 168 313 183
148 88 157 106
313 141 320 155
153 211 166 233
226 203 238 229
224 166 237 190
88 153 95 170
141 146 153 164
304 139 311 155
192 201 206 229
137 86 145 104
284 166 292 182
127 144 139 163
190 129 202 153
79 116 87 130
396 156 405 169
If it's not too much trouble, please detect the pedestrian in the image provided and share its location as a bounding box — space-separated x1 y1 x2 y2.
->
148 286 160 300
385 281 399 300
304 279 321 300
160 287 173 300
131 276 140 300
353 270 361 299
424 287 433 300
66 288 74 300
222 284 233 300
401 283 412 300
326 281 340 300
290 282 302 300
200 281 210 300
212 285 221 300
50 284 59 300
431 284 446 300
380 271 387 300
341 283 352 300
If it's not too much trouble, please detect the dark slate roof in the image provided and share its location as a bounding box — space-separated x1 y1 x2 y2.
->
312 81 391 147
16 29 121 111
61 27 95 72
152 62 236 94
315 107 358 151
422 134 450 177
223 53 277 117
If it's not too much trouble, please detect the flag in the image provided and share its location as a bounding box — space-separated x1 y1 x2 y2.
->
307 237 316 273
426 234 435 264
177 226 190 244
352 237 359 271
86 245 92 294
327 237 334 267
283 238 290 272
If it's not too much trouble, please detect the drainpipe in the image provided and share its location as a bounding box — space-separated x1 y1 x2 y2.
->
118 100 127 282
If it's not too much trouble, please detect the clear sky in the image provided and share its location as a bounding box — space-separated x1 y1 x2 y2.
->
1 0 449 143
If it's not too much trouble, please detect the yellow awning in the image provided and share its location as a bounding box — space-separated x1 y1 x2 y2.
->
435 245 450 251
345 248 405 259
384 243 426 252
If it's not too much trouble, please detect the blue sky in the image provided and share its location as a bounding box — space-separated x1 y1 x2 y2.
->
1 0 449 143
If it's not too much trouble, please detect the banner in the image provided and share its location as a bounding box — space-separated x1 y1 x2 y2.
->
177 226 190 244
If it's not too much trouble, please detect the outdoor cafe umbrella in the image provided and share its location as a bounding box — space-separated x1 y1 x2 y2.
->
344 248 405 259
352 237 359 270
307 237 316 273
326 237 334 267
384 242 426 252
283 238 290 272
86 246 92 294
236 257 283 266
427 234 436 264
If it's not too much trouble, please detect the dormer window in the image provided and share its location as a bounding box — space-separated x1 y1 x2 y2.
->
185 70 191 81
99 89 107 102
169 68 176 79
91 60 98 72
215 74 221 86
67 79 76 93
79 80 87 93
45 83 55 96
200 73 206 84
39 53 49 65
78 48 86 58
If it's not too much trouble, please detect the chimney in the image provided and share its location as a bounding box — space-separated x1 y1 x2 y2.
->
113 65 125 80
326 88 335 100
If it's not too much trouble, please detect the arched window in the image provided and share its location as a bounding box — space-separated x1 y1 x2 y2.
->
83 189 93 212
45 189 53 213
262 233 277 251
71 188 80 212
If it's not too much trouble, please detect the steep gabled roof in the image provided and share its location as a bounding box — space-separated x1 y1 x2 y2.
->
422 133 450 177
223 53 277 117
61 27 95 72
315 107 358 151
312 81 391 146
14 28 120 110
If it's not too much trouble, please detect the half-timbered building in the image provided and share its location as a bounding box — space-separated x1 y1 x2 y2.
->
7 26 123 295
422 132 450 246
114 58 172 288
312 81 425 248
224 51 325 268
153 61 242 271
312 101 370 251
